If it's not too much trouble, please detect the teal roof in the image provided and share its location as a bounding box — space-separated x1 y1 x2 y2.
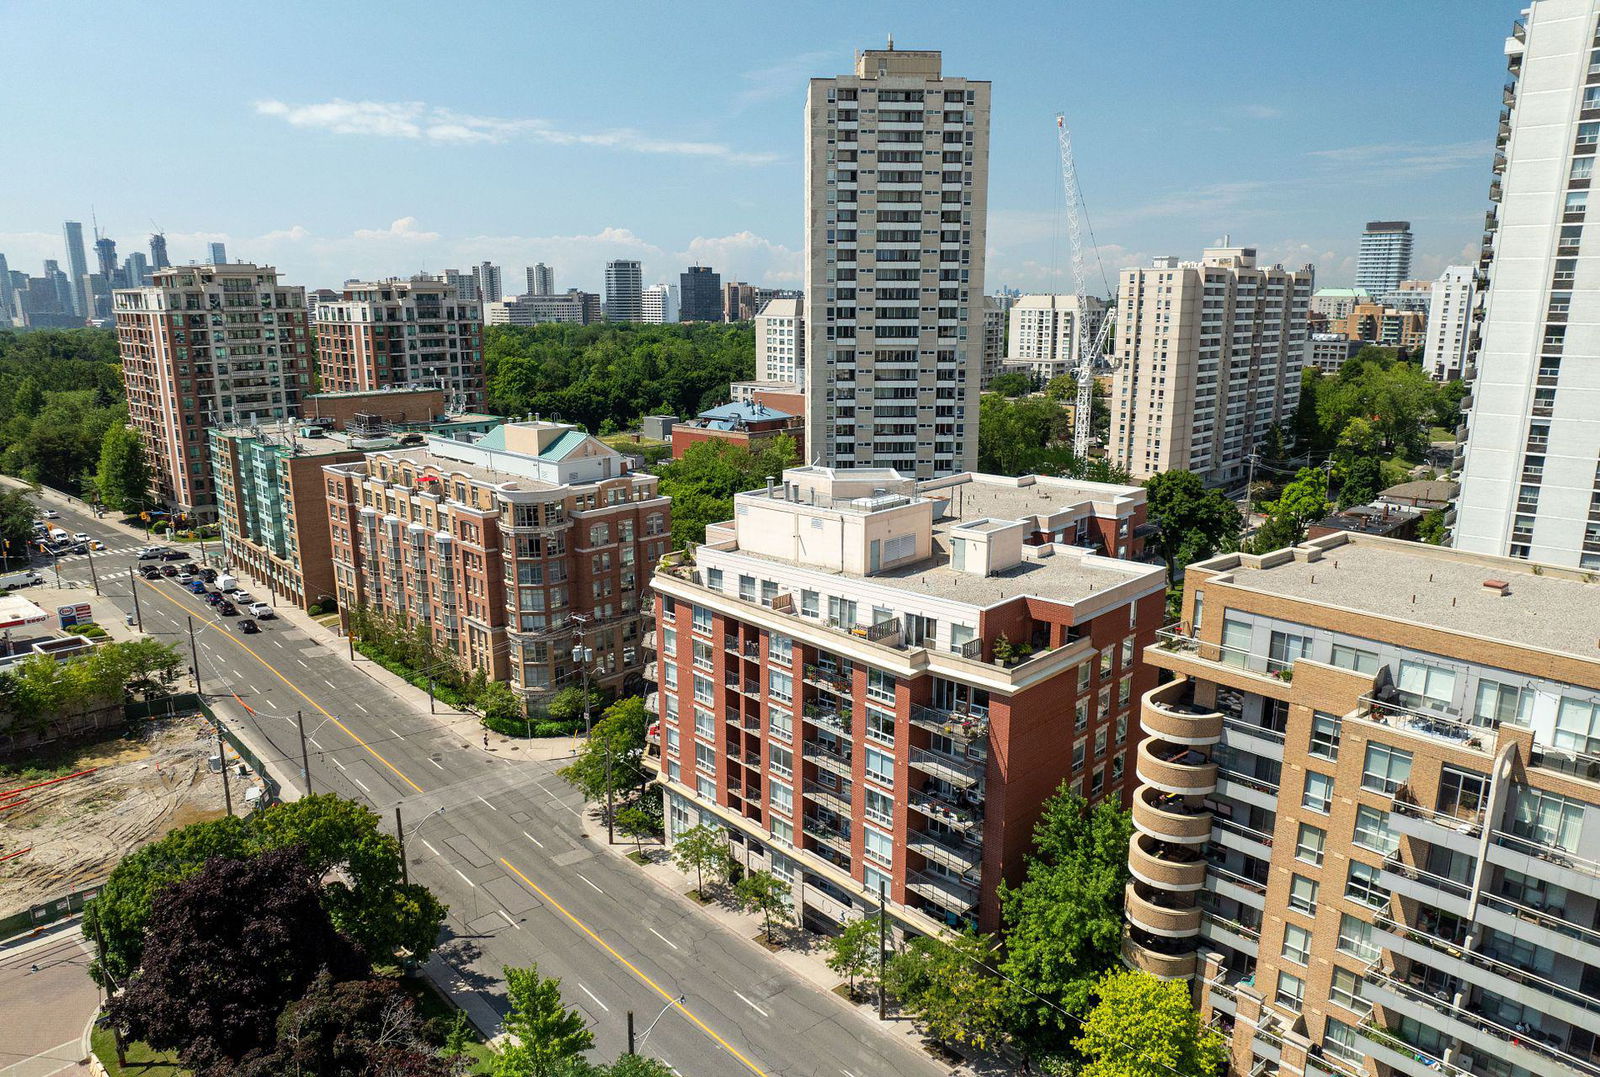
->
473 425 509 451
539 430 588 460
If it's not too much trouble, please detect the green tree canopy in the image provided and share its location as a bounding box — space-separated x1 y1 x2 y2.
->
1043 373 1077 401
1142 471 1240 584
12 376 44 417
825 913 882 993
671 823 731 899
491 963 595 1077
94 423 150 512
882 932 1010 1052
987 370 1035 397
656 435 797 548
1074 969 1227 1077
558 695 651 803
735 868 791 943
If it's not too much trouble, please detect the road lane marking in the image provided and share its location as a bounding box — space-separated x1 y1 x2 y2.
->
521 830 544 849
734 992 768 1018
477 795 499 812
389 726 402 739
429 758 445 770
422 839 441 857
350 776 370 793
649 927 679 951
332 759 347 771
576 873 603 894
579 984 610 1012
499 908 520 930
453 868 474 887
499 857 767 1077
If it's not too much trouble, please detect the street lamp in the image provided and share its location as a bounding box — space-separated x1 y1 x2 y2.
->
632 993 685 1054
571 637 595 736
395 805 447 886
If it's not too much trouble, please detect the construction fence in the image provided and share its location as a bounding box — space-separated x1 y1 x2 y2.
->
0 882 101 942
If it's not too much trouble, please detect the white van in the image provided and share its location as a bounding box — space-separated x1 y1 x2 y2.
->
0 569 43 590
217 574 240 594
48 527 68 543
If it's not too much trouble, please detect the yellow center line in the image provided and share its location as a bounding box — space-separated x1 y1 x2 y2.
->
499 857 768 1077
140 581 425 794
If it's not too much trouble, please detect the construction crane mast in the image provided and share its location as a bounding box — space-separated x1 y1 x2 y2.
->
1056 115 1113 459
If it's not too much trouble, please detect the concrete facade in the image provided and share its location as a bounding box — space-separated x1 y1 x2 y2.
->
314 279 484 411
605 260 643 322
1001 293 1104 383
1356 220 1415 297
1424 266 1477 382
755 296 804 386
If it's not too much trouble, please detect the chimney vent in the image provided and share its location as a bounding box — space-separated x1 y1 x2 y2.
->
1483 579 1511 596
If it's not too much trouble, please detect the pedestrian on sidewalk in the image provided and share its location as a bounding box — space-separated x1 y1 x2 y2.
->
483 733 489 749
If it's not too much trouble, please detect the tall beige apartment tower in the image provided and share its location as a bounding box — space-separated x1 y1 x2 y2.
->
1110 247 1312 484
115 263 310 521
804 45 990 478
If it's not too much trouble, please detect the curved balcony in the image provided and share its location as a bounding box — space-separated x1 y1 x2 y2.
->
1128 833 1207 892
1121 930 1196 980
1132 786 1213 845
1136 738 1218 797
1140 680 1224 745
1124 880 1200 938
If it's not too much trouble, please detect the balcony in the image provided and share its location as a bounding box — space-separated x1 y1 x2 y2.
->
907 828 982 873
907 787 982 832
802 779 853 815
1129 833 1207 892
1124 880 1200 937
802 813 852 856
1132 787 1213 845
1379 851 1473 914
909 703 990 741
1136 739 1218 797
1140 680 1223 744
802 663 853 695
644 692 659 715
1121 929 1196 980
644 660 658 682
909 745 985 787
802 738 854 777
906 869 979 915
1352 692 1496 755
1388 788 1484 856
1488 829 1600 901
802 702 852 735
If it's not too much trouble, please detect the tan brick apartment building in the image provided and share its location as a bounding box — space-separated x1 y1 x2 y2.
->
1125 530 1600 1077
314 278 484 410
647 467 1165 935
114 263 310 520
322 421 670 714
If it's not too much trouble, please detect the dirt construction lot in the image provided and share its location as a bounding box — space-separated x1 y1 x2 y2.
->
0 716 230 916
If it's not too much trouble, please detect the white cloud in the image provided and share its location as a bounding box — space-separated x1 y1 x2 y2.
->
677 231 802 285
734 50 835 111
352 217 439 242
254 98 779 164
1307 140 1490 177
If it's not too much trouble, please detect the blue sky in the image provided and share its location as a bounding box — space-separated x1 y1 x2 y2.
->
1 0 1517 294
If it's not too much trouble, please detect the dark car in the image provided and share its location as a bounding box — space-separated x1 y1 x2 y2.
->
204 591 222 605
160 550 191 562
160 564 179 577
218 600 237 616
237 618 259 633
201 568 218 582
139 565 161 580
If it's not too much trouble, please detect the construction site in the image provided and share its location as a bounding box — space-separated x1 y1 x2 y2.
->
0 715 238 923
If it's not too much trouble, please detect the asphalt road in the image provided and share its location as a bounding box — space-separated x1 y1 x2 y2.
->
23 491 949 1077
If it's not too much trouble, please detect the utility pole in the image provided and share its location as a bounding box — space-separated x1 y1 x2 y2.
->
878 881 888 1021
1242 451 1260 538
88 916 127 1067
188 616 201 693
396 805 408 886
296 710 311 795
605 747 614 845
427 675 435 714
127 568 142 630
626 1011 636 1055
216 727 233 816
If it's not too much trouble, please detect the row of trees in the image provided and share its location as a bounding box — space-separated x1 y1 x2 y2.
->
484 323 756 434
655 434 798 548
0 329 134 500
1 637 180 731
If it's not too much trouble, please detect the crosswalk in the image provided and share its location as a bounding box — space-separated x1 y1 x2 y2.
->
37 539 216 566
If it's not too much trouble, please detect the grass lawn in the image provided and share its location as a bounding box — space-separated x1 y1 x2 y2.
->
400 975 496 1074
90 1028 184 1074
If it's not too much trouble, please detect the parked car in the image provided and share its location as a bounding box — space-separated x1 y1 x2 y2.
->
138 547 165 560
186 581 207 594
247 603 274 618
237 618 259 633
217 600 237 616
200 568 218 582
160 565 179 577
230 591 254 605
160 550 191 561
41 509 59 519
0 570 43 590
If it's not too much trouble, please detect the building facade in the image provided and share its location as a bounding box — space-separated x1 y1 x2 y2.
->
484 290 599 327
1355 220 1414 297
1001 293 1103 383
314 279 484 409
980 295 1006 388
62 221 89 318
642 284 679 324
1455 0 1600 568
1125 529 1600 1077
208 242 228 265
114 263 310 520
1341 302 1427 351
725 281 758 321
1109 247 1313 484
528 263 555 296
605 260 643 322
803 47 990 478
1311 289 1374 326
755 296 804 386
1424 266 1477 382
323 421 671 715
679 266 723 322
475 262 503 303
647 466 1164 936
1305 334 1361 375
670 401 803 459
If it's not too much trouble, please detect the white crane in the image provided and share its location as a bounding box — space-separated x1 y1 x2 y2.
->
1056 115 1115 459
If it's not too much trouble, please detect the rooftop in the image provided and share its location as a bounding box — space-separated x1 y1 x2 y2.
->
1380 479 1459 503
1195 532 1600 662
921 472 1144 525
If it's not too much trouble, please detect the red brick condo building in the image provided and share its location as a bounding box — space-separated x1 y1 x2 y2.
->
645 466 1166 936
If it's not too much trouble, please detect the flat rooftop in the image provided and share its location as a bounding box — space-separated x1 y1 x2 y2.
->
1200 533 1600 662
339 447 559 493
922 474 1142 524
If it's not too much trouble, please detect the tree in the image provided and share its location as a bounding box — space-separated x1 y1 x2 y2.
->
882 932 1010 1051
244 972 453 1077
12 376 44 417
1337 455 1382 508
1259 421 1287 461
479 680 524 726
1417 507 1448 545
0 488 39 566
987 371 1034 397
492 963 594 1077
825 914 881 995
601 1058 674 1077
559 696 650 803
107 847 370 1076
614 804 656 855
1142 471 1241 585
1043 373 1077 401
671 823 730 900
94 424 149 512
656 435 799 547
735 869 791 944
1243 467 1329 554
1074 969 1227 1077
999 787 1134 1040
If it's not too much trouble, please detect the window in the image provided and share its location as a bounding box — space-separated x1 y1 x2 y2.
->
1324 1018 1361 1065
769 670 793 704
1275 971 1305 1013
864 826 894 866
800 589 819 617
1221 616 1252 667
1075 698 1090 731
694 708 713 740
692 639 714 670
1361 743 1413 795
867 669 896 702
1475 679 1531 728
769 634 794 666
770 781 793 815
1288 874 1319 915
1397 659 1457 711
769 710 792 743
1072 741 1086 771
769 743 793 779
1329 967 1364 1012
1295 823 1325 866
693 674 713 705
867 707 895 745
865 788 893 826
1337 912 1379 962
1353 804 1398 855
865 746 894 786
1573 156 1595 180
697 776 716 801
1345 861 1389 908
1555 697 1600 754
1282 923 1311 965
1309 713 1341 761
1331 642 1379 674
695 743 715 773
1513 787 1585 851
691 605 711 635
1302 771 1334 814
1267 629 1312 673
864 865 891 896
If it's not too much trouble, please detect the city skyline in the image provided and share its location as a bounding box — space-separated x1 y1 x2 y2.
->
1 1 1515 292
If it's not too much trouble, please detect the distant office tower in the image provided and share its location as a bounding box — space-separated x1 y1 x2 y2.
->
642 283 679 324
441 269 479 302
724 280 757 321
115 263 309 520
1457 0 1600 567
485 290 600 326
754 296 803 384
208 241 228 265
1422 266 1476 382
980 295 1006 387
123 252 151 288
149 233 169 269
475 262 503 302
527 263 554 296
1001 294 1104 383
62 221 89 317
1110 247 1312 483
82 273 112 321
315 278 484 409
0 254 12 328
805 46 990 478
94 236 117 282
679 265 722 322
605 259 643 322
1354 220 1413 297
42 260 73 315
